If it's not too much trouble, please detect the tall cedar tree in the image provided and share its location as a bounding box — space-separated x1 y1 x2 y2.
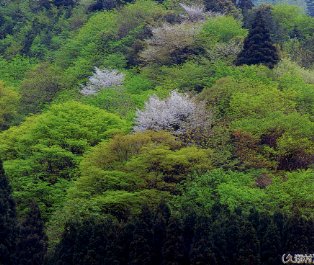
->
236 10 279 68
0 160 18 265
16 202 48 265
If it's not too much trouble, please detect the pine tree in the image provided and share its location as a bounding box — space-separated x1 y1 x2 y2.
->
236 10 279 68
16 201 48 265
0 160 18 265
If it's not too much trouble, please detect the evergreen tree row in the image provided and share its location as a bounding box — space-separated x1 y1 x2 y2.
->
52 204 313 265
0 160 47 265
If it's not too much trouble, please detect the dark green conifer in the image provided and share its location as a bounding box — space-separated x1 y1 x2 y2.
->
190 217 216 265
53 221 78 265
236 10 279 68
128 206 154 265
162 217 185 265
16 201 48 265
152 203 170 265
260 219 281 265
284 216 312 253
0 160 18 265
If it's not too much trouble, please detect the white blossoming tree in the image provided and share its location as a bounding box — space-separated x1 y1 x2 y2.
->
180 3 207 21
134 91 212 145
80 67 125 95
140 23 201 65
180 3 222 22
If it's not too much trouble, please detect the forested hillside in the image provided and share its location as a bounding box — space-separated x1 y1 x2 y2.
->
0 0 313 264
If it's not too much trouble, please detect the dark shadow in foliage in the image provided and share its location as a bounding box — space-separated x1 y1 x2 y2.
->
0 160 18 265
54 0 76 7
88 0 135 12
16 201 48 265
278 151 314 171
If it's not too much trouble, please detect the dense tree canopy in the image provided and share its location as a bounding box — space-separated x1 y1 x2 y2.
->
0 0 312 263
0 102 127 219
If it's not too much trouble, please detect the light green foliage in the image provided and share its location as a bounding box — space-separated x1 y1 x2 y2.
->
82 71 154 120
57 0 166 87
232 111 313 139
56 11 119 86
199 62 314 170
272 4 314 67
274 59 314 115
0 81 20 130
272 4 314 39
0 101 127 219
124 73 154 94
176 169 314 218
199 65 273 117
102 53 127 69
83 87 152 120
232 112 314 169
274 58 314 84
64 131 213 219
0 56 35 86
156 61 213 92
198 16 247 48
174 169 267 215
154 60 273 94
266 170 314 219
228 81 296 119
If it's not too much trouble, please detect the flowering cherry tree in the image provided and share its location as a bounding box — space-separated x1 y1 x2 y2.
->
180 3 221 22
140 23 201 64
134 91 212 140
179 3 207 22
81 67 125 95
